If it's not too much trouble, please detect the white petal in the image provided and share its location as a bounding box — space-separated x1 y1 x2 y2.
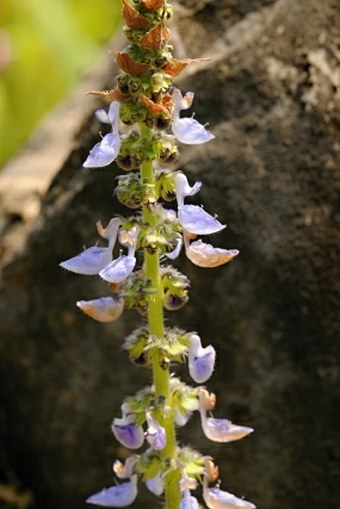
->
83 133 121 168
99 255 136 283
186 240 239 268
178 205 225 235
175 173 202 207
173 117 215 145
76 297 124 323
86 475 138 507
60 246 112 275
145 473 164 496
203 418 254 443
203 485 256 509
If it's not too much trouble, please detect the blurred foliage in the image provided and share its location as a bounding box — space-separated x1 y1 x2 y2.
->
0 0 121 168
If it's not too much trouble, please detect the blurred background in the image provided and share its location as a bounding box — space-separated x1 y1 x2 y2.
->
0 0 121 168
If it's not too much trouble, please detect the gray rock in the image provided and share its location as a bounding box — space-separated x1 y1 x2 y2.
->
0 1 339 508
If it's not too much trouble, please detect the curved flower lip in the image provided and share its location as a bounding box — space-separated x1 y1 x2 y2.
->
198 388 254 443
145 411 166 450
188 334 216 383
185 239 239 268
111 420 145 450
178 205 226 235
83 132 122 168
203 481 256 509
84 102 122 168
172 88 215 145
86 474 138 507
202 417 254 443
60 246 112 275
145 472 164 496
76 297 124 323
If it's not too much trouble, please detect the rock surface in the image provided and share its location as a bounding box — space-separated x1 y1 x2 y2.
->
0 1 339 509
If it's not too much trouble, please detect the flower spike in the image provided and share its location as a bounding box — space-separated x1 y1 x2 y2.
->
62 1 255 507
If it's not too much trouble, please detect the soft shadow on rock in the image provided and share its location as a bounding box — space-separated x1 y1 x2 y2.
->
0 1 339 509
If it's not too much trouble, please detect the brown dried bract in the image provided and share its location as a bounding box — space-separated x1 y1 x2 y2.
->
162 57 210 77
140 21 170 51
115 51 151 76
122 0 149 30
139 94 174 117
141 0 164 11
86 88 130 103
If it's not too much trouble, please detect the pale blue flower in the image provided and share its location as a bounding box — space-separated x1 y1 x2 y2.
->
203 475 256 509
76 296 124 323
178 205 225 235
175 173 225 235
86 474 138 507
111 403 144 450
99 226 139 283
188 333 216 383
145 411 166 451
59 218 121 275
198 388 254 443
172 88 215 145
84 102 121 168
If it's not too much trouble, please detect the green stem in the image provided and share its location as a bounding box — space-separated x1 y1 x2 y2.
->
141 146 181 509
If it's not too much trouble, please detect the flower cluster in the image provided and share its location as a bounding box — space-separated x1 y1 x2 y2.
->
60 1 255 508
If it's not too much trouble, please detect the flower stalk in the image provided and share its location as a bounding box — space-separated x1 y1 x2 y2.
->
59 1 255 508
